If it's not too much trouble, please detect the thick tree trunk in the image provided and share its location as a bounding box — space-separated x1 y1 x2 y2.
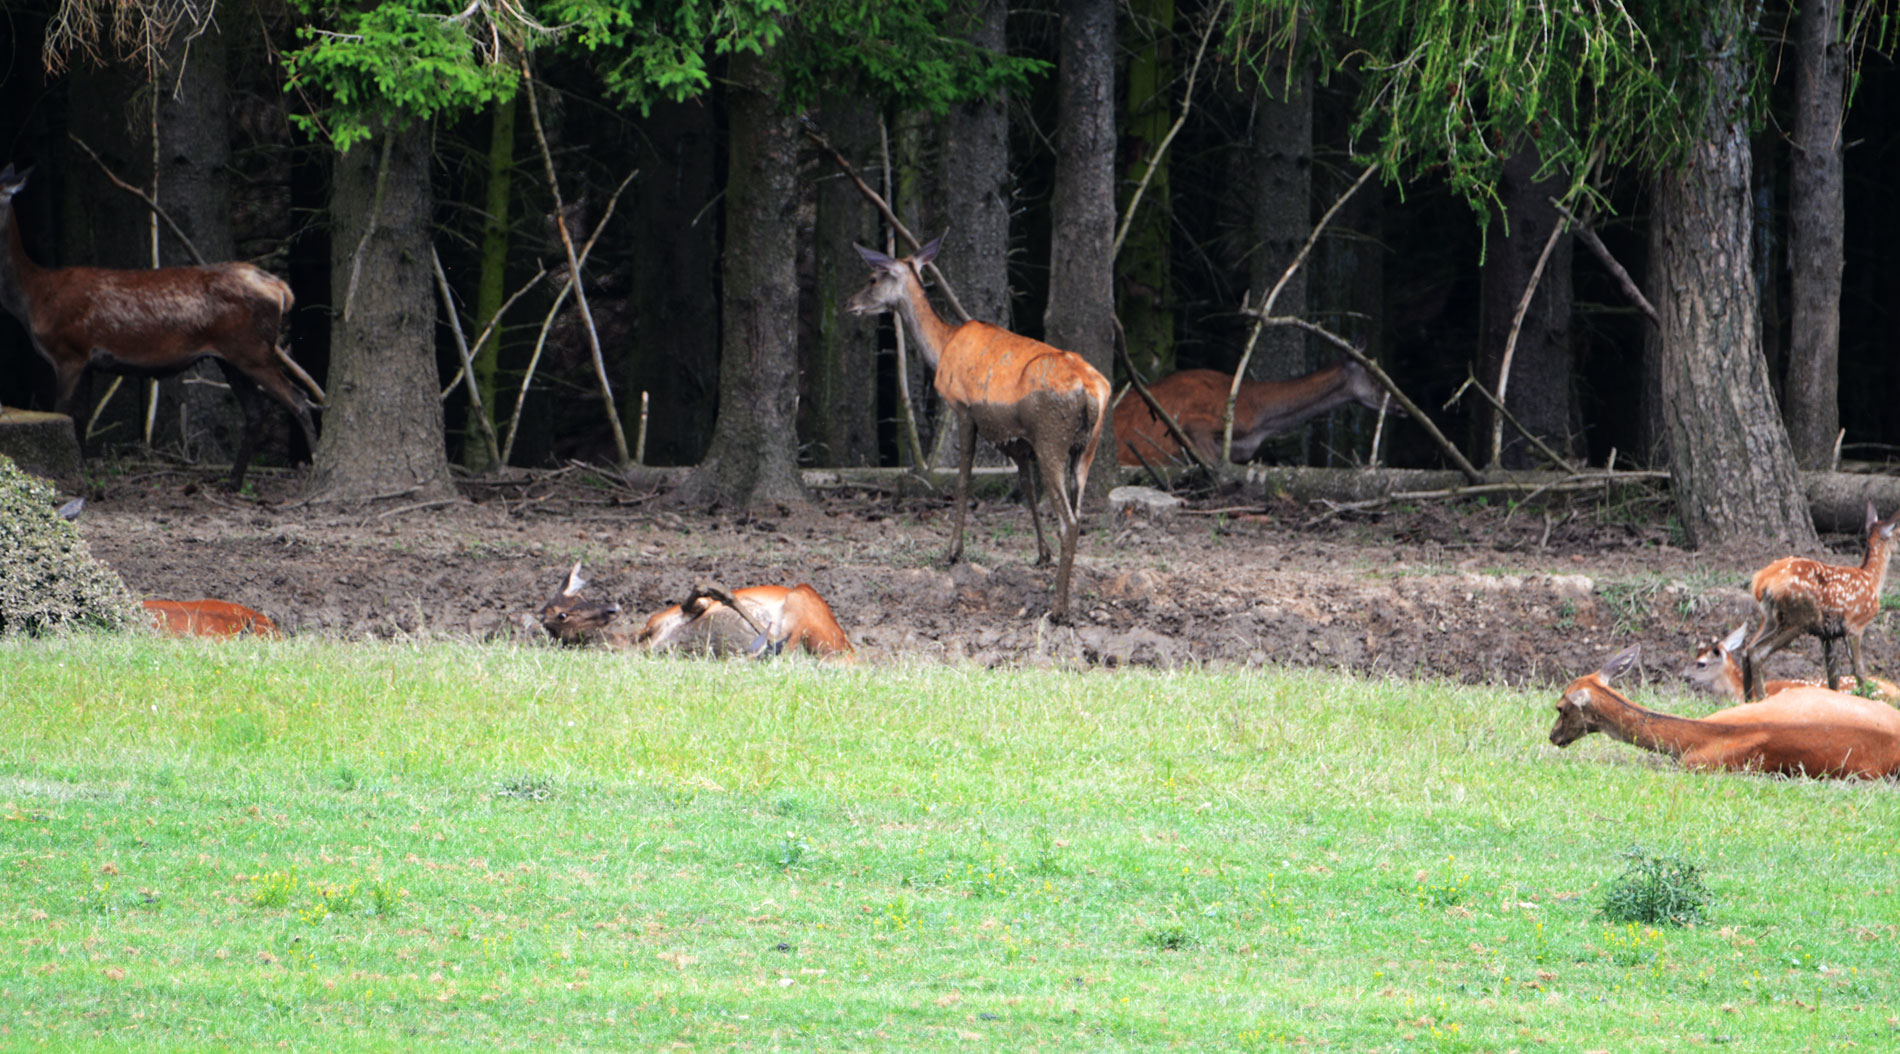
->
1652 17 1816 548
305 123 454 503
626 99 720 467
807 91 879 468
1248 56 1313 461
1481 146 1575 469
1787 0 1845 469
153 22 248 466
1118 0 1173 381
676 46 806 511
1044 0 1118 503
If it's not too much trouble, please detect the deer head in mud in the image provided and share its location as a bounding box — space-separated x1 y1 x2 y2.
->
539 562 622 645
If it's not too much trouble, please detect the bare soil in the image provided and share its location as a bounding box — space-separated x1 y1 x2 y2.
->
72 464 1900 691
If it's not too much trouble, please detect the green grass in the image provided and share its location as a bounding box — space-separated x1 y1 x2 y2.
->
4 637 1900 1051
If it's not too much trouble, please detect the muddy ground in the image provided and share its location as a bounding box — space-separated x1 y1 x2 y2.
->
70 463 1900 692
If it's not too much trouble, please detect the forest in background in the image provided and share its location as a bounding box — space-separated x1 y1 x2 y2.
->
0 0 1896 546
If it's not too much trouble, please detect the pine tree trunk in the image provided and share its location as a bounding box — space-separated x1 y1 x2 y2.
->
1249 56 1312 384
1118 0 1173 381
676 46 807 511
626 99 719 467
304 123 454 503
1044 0 1117 503
1480 146 1574 469
807 91 879 467
1787 0 1845 469
1653 16 1816 548
464 96 515 472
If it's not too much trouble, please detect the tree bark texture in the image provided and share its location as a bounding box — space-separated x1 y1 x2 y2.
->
153 22 247 465
943 0 1013 334
305 123 455 502
1481 146 1575 469
1787 0 1845 469
676 46 807 511
464 95 515 472
1044 0 1117 503
1652 16 1816 548
807 91 880 468
626 99 720 467
1118 0 1174 381
1249 55 1312 385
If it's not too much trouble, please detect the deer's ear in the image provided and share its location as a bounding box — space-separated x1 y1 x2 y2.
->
1867 500 1880 532
1598 644 1641 683
916 231 946 266
854 243 896 270
563 561 587 597
1720 624 1748 653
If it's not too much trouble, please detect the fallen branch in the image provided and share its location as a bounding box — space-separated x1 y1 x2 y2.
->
1302 469 1670 526
429 245 503 468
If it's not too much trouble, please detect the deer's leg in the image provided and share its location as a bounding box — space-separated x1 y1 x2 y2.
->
1034 433 1082 621
1821 636 1842 692
1014 450 1053 566
946 412 977 565
216 363 273 491
241 353 320 458
1744 620 1809 701
1847 631 1869 688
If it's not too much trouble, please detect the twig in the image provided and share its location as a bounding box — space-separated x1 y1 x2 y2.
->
1301 469 1669 526
375 497 462 521
1453 368 1577 473
274 347 327 404
1113 0 1226 259
1224 164 1378 462
881 117 933 482
437 267 547 398
1491 195 1574 466
1549 198 1659 329
67 133 205 265
429 245 503 468
522 63 631 465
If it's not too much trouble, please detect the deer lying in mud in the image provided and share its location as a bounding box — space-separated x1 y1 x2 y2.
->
1113 361 1392 467
846 234 1110 621
0 164 321 490
142 599 280 638
1684 624 1900 702
1551 644 1900 779
538 563 854 660
1744 502 1898 698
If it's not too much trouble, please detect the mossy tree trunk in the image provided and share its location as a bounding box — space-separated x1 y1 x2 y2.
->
1118 0 1173 382
464 95 515 472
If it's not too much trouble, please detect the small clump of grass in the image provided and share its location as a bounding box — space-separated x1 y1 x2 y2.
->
1143 922 1196 951
497 776 554 801
1599 847 1711 927
249 870 298 910
369 879 405 917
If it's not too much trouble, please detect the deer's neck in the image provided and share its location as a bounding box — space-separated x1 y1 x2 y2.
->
1591 689 1723 759
0 203 41 327
1863 531 1895 596
892 272 958 373
1238 362 1354 435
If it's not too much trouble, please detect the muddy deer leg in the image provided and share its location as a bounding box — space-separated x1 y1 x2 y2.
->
1016 452 1052 566
947 413 977 565
1821 637 1842 692
217 364 271 491
1745 622 1807 701
1036 436 1080 621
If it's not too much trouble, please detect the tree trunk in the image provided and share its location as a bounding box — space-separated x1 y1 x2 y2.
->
676 46 806 511
153 21 248 467
464 95 515 472
626 99 720 467
1786 0 1845 469
1249 56 1312 384
1118 0 1173 381
806 91 879 468
1480 145 1575 469
305 123 454 503
1044 0 1118 503
1652 15 1816 548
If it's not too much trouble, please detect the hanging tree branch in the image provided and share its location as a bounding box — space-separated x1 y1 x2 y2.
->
1549 198 1660 330
1113 0 1227 260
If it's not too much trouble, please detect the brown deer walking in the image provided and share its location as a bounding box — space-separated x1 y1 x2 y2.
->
1683 624 1900 702
1113 362 1392 466
0 163 320 490
846 234 1111 620
539 564 854 660
1743 502 1898 698
1551 645 1900 779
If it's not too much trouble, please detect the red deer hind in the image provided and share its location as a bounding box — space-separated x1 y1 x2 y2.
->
1743 501 1898 698
142 599 281 638
1683 623 1900 702
0 163 319 490
539 564 854 660
1114 361 1393 467
1552 644 1900 779
846 234 1110 620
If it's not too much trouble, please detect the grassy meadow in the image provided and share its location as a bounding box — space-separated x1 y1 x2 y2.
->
3 636 1899 1051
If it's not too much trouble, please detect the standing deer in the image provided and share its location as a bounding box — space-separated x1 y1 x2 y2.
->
539 564 854 659
1551 644 1900 779
846 234 1111 620
1743 501 1898 698
1683 624 1900 702
1114 361 1393 467
0 163 320 489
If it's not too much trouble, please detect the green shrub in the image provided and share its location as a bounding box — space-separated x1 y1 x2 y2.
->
1599 847 1712 927
0 455 143 634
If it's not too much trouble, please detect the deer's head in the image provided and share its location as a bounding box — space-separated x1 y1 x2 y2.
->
1550 645 1641 747
1681 624 1748 696
844 233 943 317
1340 359 1404 417
539 561 620 645
0 163 30 208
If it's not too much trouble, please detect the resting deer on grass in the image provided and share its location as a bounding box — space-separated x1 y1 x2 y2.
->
1113 361 1393 467
539 563 854 660
1743 502 1898 698
1551 644 1900 779
846 234 1110 620
1684 624 1900 703
142 599 280 638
